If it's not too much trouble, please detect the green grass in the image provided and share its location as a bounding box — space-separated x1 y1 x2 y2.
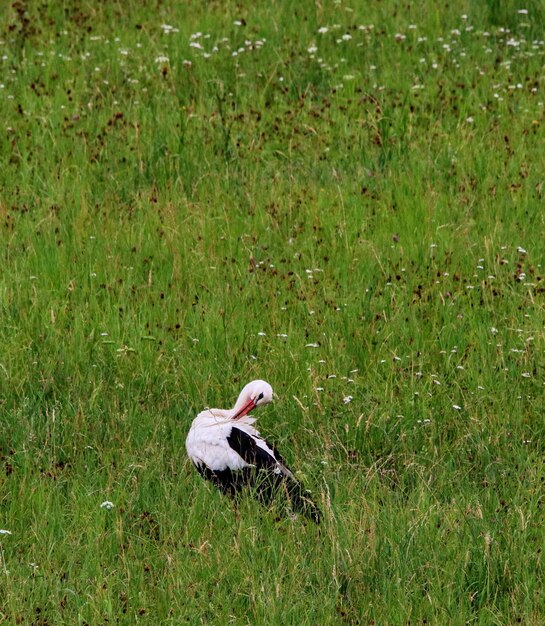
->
1 0 545 623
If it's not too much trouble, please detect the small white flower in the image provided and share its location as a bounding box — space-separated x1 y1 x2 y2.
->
521 372 531 378
0 529 12 536
306 342 320 348
100 501 114 510
517 9 528 14
155 56 169 64
517 246 527 254
452 404 462 410
343 396 353 404
318 26 329 34
490 327 498 335
257 332 266 337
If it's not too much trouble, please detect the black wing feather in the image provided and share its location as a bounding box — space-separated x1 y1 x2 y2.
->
226 427 279 469
225 427 321 524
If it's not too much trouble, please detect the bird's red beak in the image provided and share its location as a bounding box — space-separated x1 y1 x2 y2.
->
233 398 256 420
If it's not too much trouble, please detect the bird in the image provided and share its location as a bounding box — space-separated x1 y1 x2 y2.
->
186 379 321 523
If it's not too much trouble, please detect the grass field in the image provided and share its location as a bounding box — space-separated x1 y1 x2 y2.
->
1 0 545 623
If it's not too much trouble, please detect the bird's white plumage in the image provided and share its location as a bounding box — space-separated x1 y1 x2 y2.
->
185 380 281 472
186 410 258 471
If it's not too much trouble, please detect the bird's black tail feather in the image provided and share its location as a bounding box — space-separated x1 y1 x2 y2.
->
284 478 321 524
252 472 321 524
206 466 322 524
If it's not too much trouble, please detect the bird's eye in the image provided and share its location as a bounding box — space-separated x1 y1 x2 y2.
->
257 392 264 401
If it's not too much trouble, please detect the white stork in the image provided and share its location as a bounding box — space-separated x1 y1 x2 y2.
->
186 380 321 523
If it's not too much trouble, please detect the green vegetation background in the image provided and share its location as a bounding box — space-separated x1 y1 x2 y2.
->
1 0 545 623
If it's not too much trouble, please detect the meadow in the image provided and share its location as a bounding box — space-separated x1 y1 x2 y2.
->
1 0 545 623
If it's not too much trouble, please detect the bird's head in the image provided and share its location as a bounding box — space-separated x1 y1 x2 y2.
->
232 379 273 420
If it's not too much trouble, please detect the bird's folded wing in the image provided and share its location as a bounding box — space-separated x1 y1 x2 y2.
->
227 427 293 478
